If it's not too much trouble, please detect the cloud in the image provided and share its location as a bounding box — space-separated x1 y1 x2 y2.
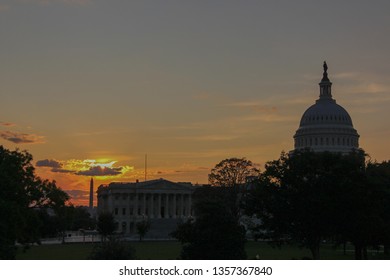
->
36 159 76 173
36 158 133 177
65 190 90 199
36 159 62 168
75 166 123 176
0 130 45 144
0 122 16 127
51 168 76 173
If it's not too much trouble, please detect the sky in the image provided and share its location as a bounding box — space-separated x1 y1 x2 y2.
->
1 0 390 205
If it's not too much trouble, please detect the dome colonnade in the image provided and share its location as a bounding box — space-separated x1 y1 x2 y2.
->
293 62 359 153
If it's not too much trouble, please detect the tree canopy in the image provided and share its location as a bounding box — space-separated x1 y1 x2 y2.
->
208 158 260 188
0 146 69 259
97 211 117 241
171 187 247 260
244 149 374 259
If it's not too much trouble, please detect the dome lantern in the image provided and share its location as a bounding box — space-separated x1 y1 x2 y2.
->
293 62 359 153
319 61 333 100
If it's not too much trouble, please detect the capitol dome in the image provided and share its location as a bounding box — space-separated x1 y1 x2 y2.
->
293 62 359 153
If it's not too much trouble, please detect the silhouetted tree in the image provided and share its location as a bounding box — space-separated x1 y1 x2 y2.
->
136 219 150 241
172 187 247 259
97 212 116 242
0 146 69 259
209 158 260 220
69 206 96 230
209 158 260 188
366 161 390 256
244 149 367 259
91 211 135 259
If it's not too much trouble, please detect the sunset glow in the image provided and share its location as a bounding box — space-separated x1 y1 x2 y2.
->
1 0 390 205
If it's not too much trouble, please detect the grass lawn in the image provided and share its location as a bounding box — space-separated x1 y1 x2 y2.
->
15 241 387 260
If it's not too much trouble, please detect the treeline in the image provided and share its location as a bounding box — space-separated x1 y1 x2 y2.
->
244 149 390 260
0 146 94 259
174 150 390 260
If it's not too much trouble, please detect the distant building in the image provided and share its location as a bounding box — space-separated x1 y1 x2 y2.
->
97 179 198 238
293 62 360 153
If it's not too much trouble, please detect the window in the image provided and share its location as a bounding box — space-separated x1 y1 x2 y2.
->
122 208 126 215
114 208 119 215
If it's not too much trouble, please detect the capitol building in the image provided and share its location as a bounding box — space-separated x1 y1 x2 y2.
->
293 62 359 153
96 62 361 238
97 179 197 238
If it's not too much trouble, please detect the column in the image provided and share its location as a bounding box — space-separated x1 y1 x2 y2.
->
142 193 146 216
185 194 191 217
157 194 162 218
165 194 169 219
134 193 138 218
149 194 154 218
108 194 114 213
172 194 177 218
180 194 184 218
127 193 131 220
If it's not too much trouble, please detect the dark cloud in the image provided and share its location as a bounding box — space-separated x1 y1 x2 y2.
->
0 130 44 144
0 122 15 127
36 159 62 168
75 166 122 176
51 168 75 173
66 190 90 199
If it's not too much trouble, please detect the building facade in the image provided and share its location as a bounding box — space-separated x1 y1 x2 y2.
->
293 62 360 153
97 179 197 238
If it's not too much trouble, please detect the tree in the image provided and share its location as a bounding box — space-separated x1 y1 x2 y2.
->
0 146 69 259
344 160 390 259
171 187 247 260
136 219 150 241
97 211 117 242
244 149 368 259
209 158 260 188
209 158 260 220
91 211 135 259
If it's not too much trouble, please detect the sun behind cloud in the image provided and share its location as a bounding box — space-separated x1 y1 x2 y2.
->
35 158 134 178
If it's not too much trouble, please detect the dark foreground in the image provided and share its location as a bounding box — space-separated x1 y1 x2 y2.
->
15 241 390 260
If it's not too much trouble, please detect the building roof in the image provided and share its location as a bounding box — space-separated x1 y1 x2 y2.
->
97 178 196 193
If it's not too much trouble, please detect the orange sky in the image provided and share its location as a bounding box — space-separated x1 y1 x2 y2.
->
1 1 390 205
